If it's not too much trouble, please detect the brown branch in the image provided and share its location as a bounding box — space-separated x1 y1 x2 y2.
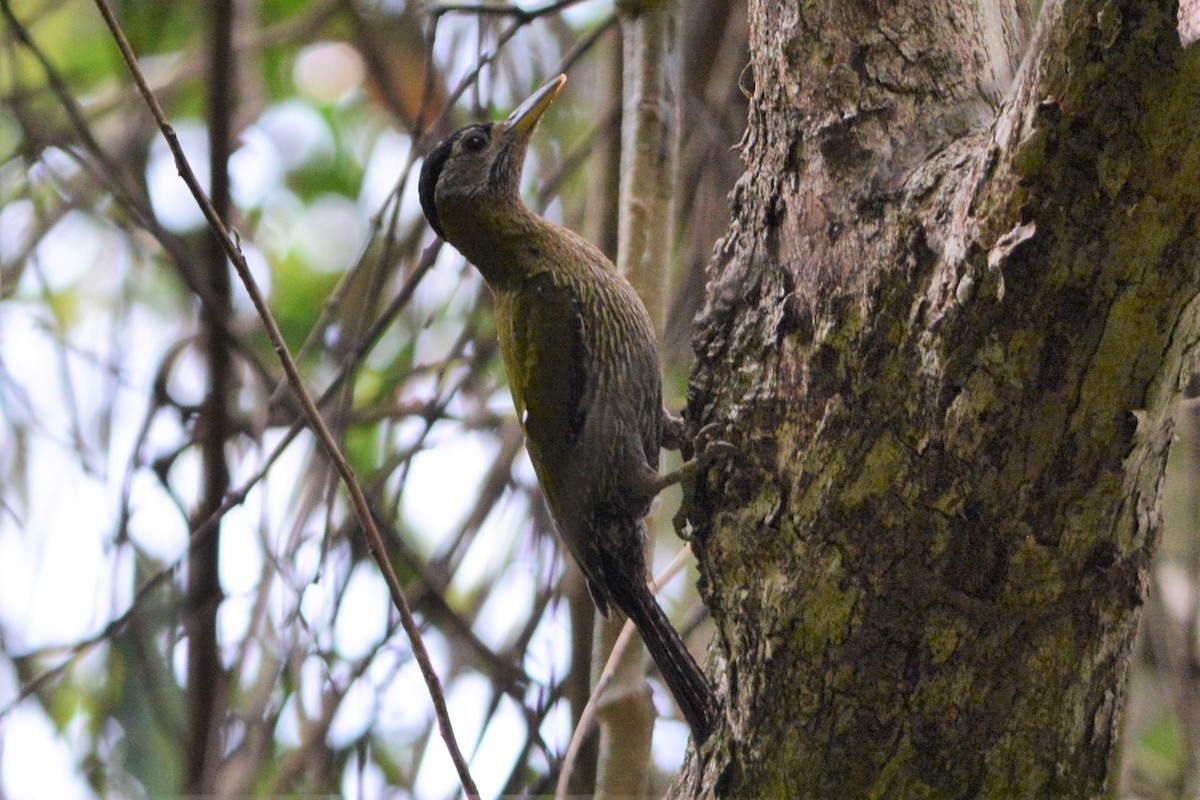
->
184 0 235 791
88 1 480 795
429 0 591 23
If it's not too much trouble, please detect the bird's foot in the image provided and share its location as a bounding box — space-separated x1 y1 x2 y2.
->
661 410 687 452
661 426 737 538
655 439 735 491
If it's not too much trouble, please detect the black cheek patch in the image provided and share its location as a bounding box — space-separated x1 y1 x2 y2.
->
418 131 460 239
418 123 496 240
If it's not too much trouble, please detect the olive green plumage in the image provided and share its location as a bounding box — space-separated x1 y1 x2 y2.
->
418 76 715 742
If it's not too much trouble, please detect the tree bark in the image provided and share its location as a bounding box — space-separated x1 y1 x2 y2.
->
678 0 1200 796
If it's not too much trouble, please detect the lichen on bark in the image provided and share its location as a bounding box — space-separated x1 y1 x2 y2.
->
675 0 1200 796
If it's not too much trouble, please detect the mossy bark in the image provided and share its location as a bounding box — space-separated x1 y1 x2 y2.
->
676 0 1200 796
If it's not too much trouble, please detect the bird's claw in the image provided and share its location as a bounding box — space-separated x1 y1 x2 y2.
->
661 411 687 452
695 439 737 470
670 429 738 539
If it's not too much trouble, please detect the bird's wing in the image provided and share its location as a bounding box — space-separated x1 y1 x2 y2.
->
509 272 589 475
506 272 609 613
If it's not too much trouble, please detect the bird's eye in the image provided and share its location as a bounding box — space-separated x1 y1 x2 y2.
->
463 132 488 152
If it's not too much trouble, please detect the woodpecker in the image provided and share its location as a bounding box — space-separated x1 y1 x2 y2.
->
418 75 716 742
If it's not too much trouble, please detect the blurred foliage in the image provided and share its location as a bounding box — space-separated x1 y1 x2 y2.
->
0 0 747 797
1121 405 1200 800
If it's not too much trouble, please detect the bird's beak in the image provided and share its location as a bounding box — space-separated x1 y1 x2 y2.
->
505 74 567 139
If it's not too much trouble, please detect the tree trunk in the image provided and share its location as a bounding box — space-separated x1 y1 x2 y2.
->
678 0 1200 796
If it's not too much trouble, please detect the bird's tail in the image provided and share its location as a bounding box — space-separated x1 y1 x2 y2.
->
618 577 717 743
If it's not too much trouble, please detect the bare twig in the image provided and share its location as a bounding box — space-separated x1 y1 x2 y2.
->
429 0 591 23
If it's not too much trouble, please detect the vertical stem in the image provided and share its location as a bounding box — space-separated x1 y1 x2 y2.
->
594 1 681 797
592 618 656 799
186 0 234 791
616 0 679 336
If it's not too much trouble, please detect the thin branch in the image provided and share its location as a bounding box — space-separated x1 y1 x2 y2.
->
88 1 479 795
429 0 591 23
184 0 236 790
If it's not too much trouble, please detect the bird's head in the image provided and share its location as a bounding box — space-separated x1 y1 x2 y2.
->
419 74 566 241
